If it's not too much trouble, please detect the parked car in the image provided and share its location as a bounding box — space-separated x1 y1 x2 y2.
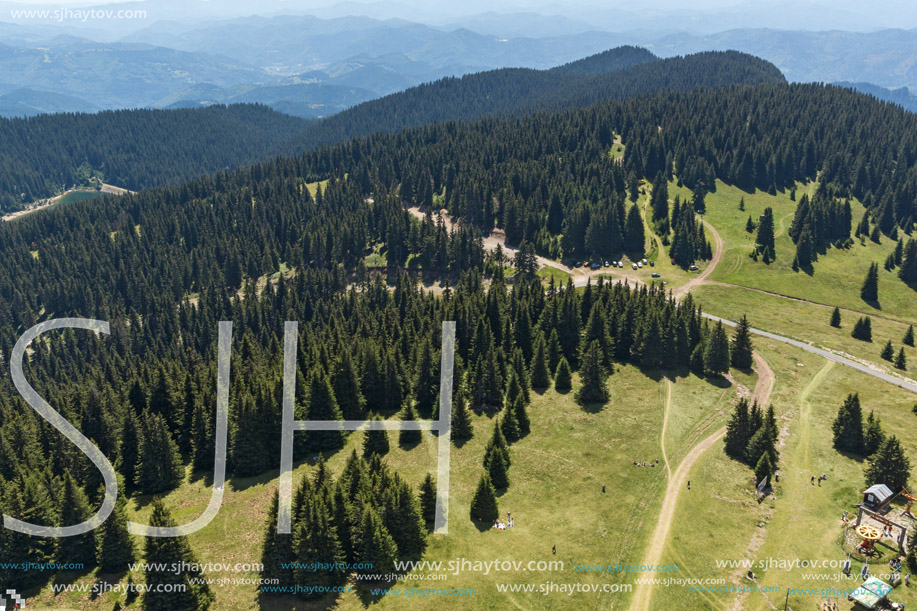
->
590 262 601 269
572 261 580 268
604 261 610 267
637 262 643 268
689 264 699 271
652 272 661 278
632 263 638 270
649 260 655 267
618 261 624 268
641 258 648 265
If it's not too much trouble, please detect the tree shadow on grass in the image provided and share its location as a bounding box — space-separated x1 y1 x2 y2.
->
704 374 733 390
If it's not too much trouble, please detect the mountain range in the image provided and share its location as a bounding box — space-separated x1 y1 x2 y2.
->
0 13 915 118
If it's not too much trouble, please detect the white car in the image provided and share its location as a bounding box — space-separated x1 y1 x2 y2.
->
604 261 610 267
618 261 624 268
632 263 638 270
637 262 643 269
642 258 648 265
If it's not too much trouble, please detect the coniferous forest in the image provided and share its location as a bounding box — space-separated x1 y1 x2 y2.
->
1 46 917 608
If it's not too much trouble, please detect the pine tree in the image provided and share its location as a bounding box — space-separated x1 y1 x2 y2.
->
530 333 551 388
512 394 531 436
419 474 437 526
190 397 214 473
57 474 95 566
881 340 895 361
332 350 366 420
381 477 427 558
500 408 520 443
135 412 184 494
704 321 731 376
903 325 915 347
575 340 609 405
306 369 345 451
413 338 438 418
261 491 294 589
293 502 347 598
832 393 864 454
358 506 398 577
724 399 751 460
754 451 774 484
730 315 754 369
399 402 422 446
745 216 755 233
895 347 907 371
852 317 873 342
863 411 885 457
860 262 879 302
755 207 775 260
363 416 390 458
864 436 911 492
487 444 510 489
554 357 572 392
450 388 473 441
899 238 917 283
469 473 499 523
95 479 135 573
119 408 141 492
830 307 841 328
143 499 214 611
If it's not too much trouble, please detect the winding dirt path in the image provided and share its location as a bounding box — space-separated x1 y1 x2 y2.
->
629 351 775 611
673 220 724 298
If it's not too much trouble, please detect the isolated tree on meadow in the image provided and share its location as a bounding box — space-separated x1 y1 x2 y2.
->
895 348 907 371
860 262 879 302
730 315 754 370
881 340 895 361
830 307 842 328
852 317 873 342
470 473 500 523
903 325 915 347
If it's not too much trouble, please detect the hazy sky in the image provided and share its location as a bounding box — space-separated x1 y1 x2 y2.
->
2 0 915 33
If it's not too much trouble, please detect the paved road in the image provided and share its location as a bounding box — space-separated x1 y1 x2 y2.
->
704 313 917 394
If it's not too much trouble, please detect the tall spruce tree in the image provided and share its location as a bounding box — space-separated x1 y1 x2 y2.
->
363 416 390 458
469 473 499 523
704 321 731 375
864 436 911 492
419 474 437 526
832 393 865 454
554 357 572 392
863 411 885 457
143 498 214 611
95 479 135 574
575 340 609 405
135 412 184 494
730 315 754 369
399 402 422 446
305 369 345 451
57 474 96 566
450 388 473 441
830 307 842 328
860 262 879 302
724 399 752 460
530 333 551 388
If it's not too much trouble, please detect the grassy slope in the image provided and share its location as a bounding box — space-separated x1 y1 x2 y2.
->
30 364 750 610
670 180 916 324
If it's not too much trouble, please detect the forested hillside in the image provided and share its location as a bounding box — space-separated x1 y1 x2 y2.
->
290 50 785 150
3 56 917 607
0 104 308 211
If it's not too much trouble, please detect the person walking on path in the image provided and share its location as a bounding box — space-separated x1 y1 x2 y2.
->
552 545 556 555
